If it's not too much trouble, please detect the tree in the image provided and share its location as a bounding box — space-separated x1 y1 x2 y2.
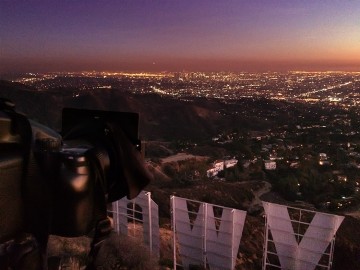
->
275 175 299 201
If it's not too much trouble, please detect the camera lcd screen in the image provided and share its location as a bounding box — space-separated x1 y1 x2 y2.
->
61 108 140 146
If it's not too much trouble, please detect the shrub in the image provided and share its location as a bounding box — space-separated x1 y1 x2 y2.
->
94 232 159 270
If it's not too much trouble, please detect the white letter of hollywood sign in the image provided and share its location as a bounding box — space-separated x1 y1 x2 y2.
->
111 191 160 257
263 202 344 270
171 196 247 270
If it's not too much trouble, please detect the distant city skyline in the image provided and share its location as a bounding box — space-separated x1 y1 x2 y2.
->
1 0 360 73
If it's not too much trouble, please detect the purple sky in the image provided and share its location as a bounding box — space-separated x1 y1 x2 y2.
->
1 0 359 73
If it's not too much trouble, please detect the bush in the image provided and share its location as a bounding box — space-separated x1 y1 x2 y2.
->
94 232 159 270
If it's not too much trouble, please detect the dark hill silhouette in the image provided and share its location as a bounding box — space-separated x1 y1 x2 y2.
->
0 80 228 140
0 80 298 141
0 80 63 129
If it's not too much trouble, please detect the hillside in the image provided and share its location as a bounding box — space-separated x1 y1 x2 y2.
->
0 80 225 140
1 80 360 269
0 80 300 141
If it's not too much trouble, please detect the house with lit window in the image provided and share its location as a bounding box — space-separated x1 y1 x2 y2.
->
264 160 276 170
206 158 238 177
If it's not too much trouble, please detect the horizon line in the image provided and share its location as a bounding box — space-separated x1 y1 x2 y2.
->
1 69 360 75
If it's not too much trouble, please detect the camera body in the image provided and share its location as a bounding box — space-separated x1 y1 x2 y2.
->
32 136 99 237
0 99 152 268
0 109 25 243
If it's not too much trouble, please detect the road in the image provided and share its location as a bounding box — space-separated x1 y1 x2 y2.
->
161 153 207 163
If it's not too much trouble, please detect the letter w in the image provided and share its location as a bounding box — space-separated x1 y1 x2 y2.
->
263 202 344 270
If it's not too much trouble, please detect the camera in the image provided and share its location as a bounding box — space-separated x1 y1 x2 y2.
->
0 98 152 269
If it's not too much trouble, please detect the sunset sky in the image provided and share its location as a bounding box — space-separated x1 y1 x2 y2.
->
1 0 359 73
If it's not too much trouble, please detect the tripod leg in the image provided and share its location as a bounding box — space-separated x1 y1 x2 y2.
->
86 217 112 270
